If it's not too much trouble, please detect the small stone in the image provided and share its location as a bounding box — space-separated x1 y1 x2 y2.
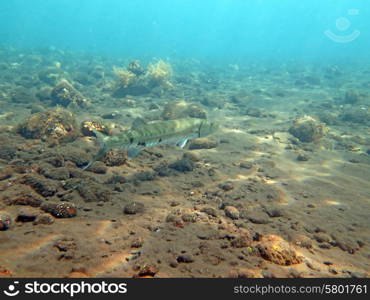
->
123 202 144 215
264 206 284 218
176 254 194 263
137 265 158 277
181 213 197 223
224 206 240 220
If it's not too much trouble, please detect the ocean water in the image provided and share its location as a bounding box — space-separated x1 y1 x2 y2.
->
0 0 369 279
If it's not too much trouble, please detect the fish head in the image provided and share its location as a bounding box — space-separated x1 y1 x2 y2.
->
199 120 219 137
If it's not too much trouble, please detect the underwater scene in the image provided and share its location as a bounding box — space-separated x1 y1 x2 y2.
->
0 0 369 278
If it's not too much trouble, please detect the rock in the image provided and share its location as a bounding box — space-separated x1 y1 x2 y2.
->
20 174 58 197
16 208 39 222
51 79 90 108
131 171 156 182
161 101 207 120
5 189 44 207
176 254 194 263
289 116 328 143
219 182 234 191
123 202 144 215
137 265 158 277
17 107 79 143
0 144 17 160
33 213 55 225
181 213 197 223
88 162 107 174
103 149 127 167
169 158 195 172
188 138 218 150
230 234 252 248
297 153 309 161
41 202 77 218
263 206 284 218
244 209 270 224
131 238 143 248
201 207 218 217
344 90 361 104
224 206 240 220
182 152 201 162
313 233 331 243
257 235 303 265
0 212 12 230
42 167 70 180
239 161 253 169
80 119 112 136
76 182 111 202
0 168 12 181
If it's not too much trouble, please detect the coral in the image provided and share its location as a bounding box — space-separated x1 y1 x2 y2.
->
289 115 328 143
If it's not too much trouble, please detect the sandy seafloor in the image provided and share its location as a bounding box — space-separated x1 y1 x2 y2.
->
0 48 369 278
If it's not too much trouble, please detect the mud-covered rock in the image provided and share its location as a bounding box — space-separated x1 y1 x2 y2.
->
17 107 79 143
41 202 77 218
77 181 111 202
51 79 90 108
87 161 107 174
20 174 58 197
340 108 370 124
257 235 302 265
42 167 70 180
289 116 328 143
0 144 17 160
188 138 218 150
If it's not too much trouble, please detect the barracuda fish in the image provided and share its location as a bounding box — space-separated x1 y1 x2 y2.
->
82 118 218 170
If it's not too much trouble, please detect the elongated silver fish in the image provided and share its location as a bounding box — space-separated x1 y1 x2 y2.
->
83 118 218 170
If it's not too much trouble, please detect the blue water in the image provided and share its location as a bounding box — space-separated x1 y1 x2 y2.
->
0 0 369 62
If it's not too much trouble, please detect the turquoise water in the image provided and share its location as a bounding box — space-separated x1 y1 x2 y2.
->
0 0 368 62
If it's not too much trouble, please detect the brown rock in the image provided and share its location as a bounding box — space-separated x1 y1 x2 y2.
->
224 206 240 220
257 235 302 265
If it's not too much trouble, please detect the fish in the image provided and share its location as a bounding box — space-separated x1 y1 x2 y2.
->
82 118 219 170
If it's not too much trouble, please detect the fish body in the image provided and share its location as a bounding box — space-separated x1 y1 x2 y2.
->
83 118 218 169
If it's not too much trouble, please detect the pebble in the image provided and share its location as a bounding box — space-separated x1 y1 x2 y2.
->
182 152 201 162
264 206 284 218
219 182 234 191
88 162 108 174
123 202 144 215
224 206 240 220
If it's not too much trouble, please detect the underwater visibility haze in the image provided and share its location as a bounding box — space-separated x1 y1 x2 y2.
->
0 0 369 278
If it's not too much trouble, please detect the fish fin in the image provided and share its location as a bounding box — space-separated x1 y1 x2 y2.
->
127 147 143 158
131 117 147 129
177 138 188 149
82 131 108 170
